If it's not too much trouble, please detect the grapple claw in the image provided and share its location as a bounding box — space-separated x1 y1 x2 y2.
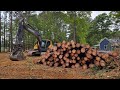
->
9 51 26 61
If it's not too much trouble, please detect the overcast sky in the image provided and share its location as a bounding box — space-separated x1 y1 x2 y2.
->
91 11 110 19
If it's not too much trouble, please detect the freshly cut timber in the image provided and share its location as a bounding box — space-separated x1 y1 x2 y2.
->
34 40 119 69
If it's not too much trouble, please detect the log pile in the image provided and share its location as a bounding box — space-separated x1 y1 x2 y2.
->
33 40 119 69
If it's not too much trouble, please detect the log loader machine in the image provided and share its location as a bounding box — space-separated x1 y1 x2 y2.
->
9 18 53 61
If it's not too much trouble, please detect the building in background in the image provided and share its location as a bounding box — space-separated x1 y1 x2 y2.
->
94 37 120 51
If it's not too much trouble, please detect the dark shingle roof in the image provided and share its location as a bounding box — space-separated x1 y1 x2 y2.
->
109 39 120 46
95 37 120 47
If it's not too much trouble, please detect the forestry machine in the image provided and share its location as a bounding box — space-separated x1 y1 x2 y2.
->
9 18 52 61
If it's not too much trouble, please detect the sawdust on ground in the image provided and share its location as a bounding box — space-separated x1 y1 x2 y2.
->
0 53 120 79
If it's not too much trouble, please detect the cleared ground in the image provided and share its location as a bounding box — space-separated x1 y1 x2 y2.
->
0 53 120 79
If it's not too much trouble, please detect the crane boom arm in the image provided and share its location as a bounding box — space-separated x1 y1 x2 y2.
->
23 22 42 52
10 19 42 61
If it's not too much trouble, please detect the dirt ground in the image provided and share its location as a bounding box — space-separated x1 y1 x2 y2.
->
0 52 120 79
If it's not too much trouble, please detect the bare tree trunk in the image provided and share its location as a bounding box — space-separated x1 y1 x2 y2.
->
10 11 13 52
5 12 8 52
73 11 77 42
0 11 1 52
9 30 10 52
3 14 6 52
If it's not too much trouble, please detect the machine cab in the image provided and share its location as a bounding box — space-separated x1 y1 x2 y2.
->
34 39 52 52
41 39 52 52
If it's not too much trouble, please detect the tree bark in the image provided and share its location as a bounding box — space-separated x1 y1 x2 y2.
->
10 11 13 52
3 13 6 52
73 11 77 42
0 11 1 52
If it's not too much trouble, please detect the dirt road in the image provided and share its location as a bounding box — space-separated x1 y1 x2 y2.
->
0 53 120 79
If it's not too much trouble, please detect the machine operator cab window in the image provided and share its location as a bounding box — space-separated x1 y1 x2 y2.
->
41 40 51 52
41 40 46 48
34 40 51 52
46 41 50 48
41 40 50 49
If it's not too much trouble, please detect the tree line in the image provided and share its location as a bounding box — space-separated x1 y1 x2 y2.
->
0 11 120 52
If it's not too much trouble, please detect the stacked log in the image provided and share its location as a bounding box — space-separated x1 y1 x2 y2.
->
33 40 119 69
